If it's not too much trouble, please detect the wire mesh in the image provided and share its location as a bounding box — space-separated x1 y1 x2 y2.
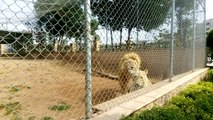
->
0 0 206 119
173 0 206 75
195 0 206 69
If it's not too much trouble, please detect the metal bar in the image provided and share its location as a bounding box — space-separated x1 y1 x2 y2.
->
204 0 207 66
169 0 175 82
84 0 92 119
197 0 205 10
192 0 196 71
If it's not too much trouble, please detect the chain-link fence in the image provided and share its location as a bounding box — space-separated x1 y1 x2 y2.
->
0 0 206 119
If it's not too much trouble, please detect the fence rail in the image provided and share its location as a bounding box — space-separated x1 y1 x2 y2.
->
0 0 206 119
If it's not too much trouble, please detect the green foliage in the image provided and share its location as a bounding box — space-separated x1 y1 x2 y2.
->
8 85 31 93
34 0 75 16
34 0 100 49
46 44 54 52
0 102 21 116
9 86 22 93
137 0 171 32
168 82 213 120
35 2 84 37
91 0 171 40
206 69 213 82
207 29 213 49
0 104 5 109
91 19 100 35
175 0 195 48
42 116 54 120
11 38 30 55
28 116 36 120
175 0 194 13
122 82 213 120
35 0 99 38
49 102 71 111
11 114 22 120
124 105 185 120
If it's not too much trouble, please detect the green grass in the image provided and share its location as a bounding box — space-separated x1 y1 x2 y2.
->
0 103 5 109
11 114 22 120
8 85 31 93
28 116 36 120
9 86 21 93
49 102 71 111
42 116 54 120
0 102 21 116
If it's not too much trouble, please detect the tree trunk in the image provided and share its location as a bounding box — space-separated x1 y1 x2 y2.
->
105 27 108 50
128 27 132 40
177 10 183 48
120 28 122 49
54 37 58 52
110 29 114 50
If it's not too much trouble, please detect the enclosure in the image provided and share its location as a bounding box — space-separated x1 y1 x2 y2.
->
0 0 206 119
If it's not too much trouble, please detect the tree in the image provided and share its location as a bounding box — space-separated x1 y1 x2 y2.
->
34 0 100 52
35 0 84 37
37 11 65 36
91 0 171 42
175 0 195 48
91 0 117 48
91 19 99 35
34 0 83 52
207 29 213 49
207 29 213 60
175 18 193 48
124 0 171 40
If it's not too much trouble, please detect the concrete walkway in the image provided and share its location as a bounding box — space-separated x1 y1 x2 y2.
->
91 68 208 120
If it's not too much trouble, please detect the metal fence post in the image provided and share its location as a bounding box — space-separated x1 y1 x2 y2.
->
84 0 92 119
192 0 196 72
204 0 207 65
169 0 175 82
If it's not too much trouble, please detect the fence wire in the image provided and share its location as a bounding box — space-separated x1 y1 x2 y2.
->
0 0 206 119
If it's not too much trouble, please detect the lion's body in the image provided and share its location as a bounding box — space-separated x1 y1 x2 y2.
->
131 70 152 88
118 52 141 94
118 52 152 94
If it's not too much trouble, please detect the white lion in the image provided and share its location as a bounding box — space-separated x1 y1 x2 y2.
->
129 69 152 92
118 52 151 93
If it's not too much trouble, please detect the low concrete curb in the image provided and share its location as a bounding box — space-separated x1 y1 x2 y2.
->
91 68 209 120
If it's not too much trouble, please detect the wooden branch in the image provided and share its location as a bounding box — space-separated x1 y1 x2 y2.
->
95 61 104 72
83 69 119 80
91 69 119 80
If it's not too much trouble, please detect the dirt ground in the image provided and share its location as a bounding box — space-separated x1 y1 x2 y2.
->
0 50 186 120
0 58 121 120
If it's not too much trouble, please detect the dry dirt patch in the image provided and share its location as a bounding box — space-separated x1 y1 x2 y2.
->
0 59 120 119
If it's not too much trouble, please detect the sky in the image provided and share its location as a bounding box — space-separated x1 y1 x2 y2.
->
206 0 213 20
0 0 35 31
0 0 212 44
